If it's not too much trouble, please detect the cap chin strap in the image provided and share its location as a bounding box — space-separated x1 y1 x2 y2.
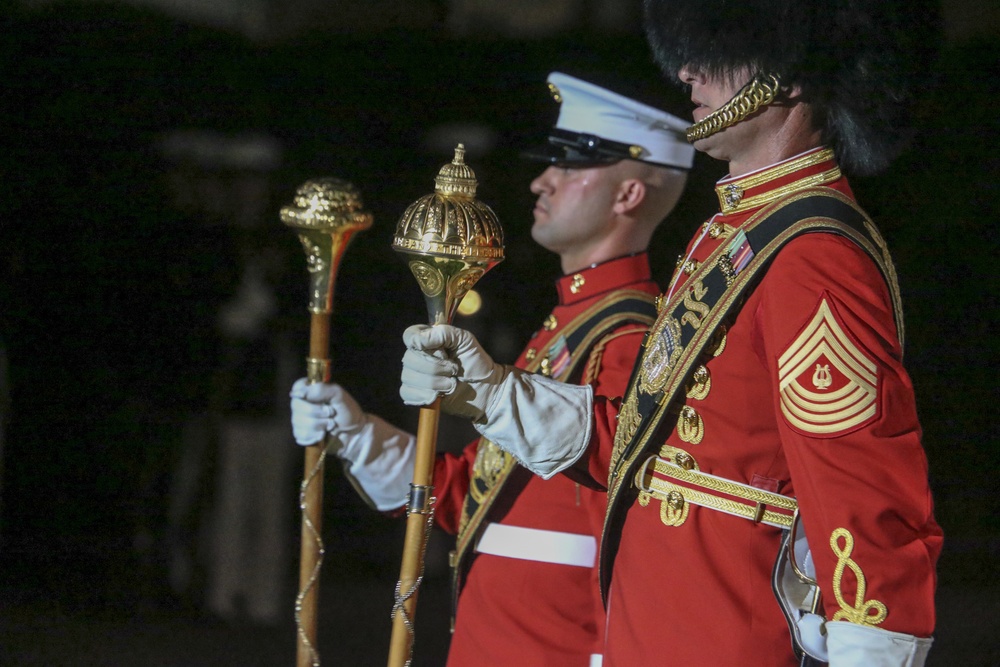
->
686 73 782 143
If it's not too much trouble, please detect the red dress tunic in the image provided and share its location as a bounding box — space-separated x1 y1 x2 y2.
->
587 149 943 666
433 253 659 667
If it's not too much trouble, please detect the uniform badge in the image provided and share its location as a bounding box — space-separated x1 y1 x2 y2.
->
639 312 683 395
778 298 879 437
470 440 511 502
545 335 571 379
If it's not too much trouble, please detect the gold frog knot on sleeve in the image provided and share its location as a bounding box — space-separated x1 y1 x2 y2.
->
830 527 888 626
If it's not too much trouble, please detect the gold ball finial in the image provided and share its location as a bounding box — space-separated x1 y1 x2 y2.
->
392 144 504 324
280 178 373 233
281 177 373 314
392 144 503 263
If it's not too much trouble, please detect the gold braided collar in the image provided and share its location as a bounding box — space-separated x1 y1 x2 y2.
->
714 148 841 214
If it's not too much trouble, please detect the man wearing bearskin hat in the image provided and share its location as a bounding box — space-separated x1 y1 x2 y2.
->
399 0 943 664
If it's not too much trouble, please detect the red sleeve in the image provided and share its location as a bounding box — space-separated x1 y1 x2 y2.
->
431 440 478 535
756 233 942 636
435 324 647 530
578 325 647 490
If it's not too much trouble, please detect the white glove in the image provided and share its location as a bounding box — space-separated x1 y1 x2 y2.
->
289 378 415 511
399 324 593 479
826 621 932 667
400 324 507 422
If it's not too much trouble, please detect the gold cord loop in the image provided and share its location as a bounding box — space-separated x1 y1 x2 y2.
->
686 74 782 143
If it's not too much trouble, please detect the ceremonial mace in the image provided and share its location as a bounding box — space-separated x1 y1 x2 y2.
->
388 144 504 666
281 179 373 667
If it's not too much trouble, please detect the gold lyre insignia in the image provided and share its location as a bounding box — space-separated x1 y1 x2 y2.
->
569 273 585 294
778 299 878 436
812 363 833 390
830 528 888 626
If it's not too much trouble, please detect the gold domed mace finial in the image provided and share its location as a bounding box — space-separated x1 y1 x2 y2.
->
392 144 504 324
433 143 478 198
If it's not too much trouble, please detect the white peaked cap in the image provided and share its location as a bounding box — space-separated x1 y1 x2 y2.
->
524 71 695 170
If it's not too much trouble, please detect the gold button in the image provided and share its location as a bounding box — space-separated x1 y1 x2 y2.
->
569 273 585 294
540 358 552 377
543 315 558 331
666 491 685 511
525 348 537 361
682 259 700 276
675 452 695 470
677 406 704 445
685 365 711 400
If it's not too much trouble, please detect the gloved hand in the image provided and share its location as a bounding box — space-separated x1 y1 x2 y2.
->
290 379 366 448
289 378 414 511
400 324 508 423
399 324 594 479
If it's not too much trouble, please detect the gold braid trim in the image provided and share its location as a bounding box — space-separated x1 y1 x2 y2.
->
635 457 797 529
830 527 888 626
581 325 649 386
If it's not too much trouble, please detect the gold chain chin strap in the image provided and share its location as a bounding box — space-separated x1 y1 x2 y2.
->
686 73 782 143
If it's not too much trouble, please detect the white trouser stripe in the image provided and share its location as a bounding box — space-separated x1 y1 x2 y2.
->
474 523 597 568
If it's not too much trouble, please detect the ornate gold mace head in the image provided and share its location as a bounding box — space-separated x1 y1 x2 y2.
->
392 144 504 324
281 178 374 314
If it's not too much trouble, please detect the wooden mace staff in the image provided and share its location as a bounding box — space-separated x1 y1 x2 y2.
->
281 179 373 667
387 144 504 667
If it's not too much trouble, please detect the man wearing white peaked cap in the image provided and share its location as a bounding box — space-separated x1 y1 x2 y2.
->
525 72 695 170
292 71 693 665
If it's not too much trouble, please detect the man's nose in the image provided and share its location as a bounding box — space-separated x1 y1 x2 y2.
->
530 167 557 194
677 64 703 84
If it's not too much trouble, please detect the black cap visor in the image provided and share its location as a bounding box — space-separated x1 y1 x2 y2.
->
522 129 632 166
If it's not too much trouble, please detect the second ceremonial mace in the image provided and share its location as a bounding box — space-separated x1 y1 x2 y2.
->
281 179 373 667
387 144 504 666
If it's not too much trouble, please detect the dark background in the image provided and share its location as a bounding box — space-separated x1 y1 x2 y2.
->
0 1 997 665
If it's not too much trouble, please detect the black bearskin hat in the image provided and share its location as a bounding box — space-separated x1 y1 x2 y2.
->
643 0 942 176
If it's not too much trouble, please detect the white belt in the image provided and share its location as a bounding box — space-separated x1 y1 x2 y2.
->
475 523 597 568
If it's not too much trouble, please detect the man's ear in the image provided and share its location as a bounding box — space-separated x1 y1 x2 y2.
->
782 83 805 102
613 179 646 215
